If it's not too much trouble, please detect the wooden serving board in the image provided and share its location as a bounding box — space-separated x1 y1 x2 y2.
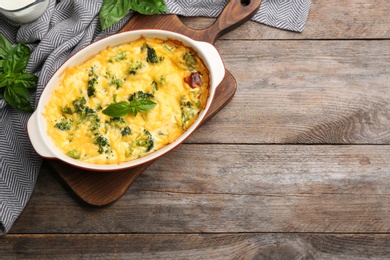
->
48 0 262 206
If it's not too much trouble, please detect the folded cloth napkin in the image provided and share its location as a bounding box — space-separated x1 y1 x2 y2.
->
0 0 312 235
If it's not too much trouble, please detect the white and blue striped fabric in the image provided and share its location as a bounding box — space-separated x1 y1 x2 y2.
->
0 0 311 235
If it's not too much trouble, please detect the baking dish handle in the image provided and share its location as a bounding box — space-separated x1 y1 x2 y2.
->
197 41 226 87
27 111 56 158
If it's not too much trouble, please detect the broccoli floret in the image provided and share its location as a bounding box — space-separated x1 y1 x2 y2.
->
61 106 73 115
72 97 87 113
87 77 97 97
107 52 127 63
106 117 131 136
75 105 98 126
109 78 123 89
84 106 96 114
95 135 111 154
66 150 81 159
150 76 165 93
88 114 100 131
96 135 108 147
54 117 73 131
87 67 98 97
151 81 158 92
68 96 102 131
180 96 199 129
72 102 100 130
121 126 131 136
128 91 154 102
136 130 154 152
129 60 143 75
107 117 127 128
146 44 159 63
145 44 163 63
183 52 197 71
106 70 123 89
114 51 127 61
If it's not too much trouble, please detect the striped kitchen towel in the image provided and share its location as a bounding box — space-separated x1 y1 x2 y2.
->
0 0 312 235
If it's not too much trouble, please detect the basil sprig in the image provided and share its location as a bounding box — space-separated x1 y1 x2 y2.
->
0 35 37 112
103 99 156 117
100 0 167 30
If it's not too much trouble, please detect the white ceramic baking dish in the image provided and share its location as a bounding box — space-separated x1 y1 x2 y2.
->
27 29 225 171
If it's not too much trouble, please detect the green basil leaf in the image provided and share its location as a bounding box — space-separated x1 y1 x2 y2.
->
13 72 38 89
130 99 157 112
3 84 33 111
153 0 167 12
128 106 138 116
0 34 12 59
99 0 167 30
132 0 166 14
100 0 133 30
0 60 3 73
102 101 131 117
103 99 156 117
0 73 11 88
3 43 30 75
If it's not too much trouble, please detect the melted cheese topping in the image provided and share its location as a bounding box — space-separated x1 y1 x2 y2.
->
43 37 210 164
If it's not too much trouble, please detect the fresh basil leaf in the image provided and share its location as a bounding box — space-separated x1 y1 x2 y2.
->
0 74 4 88
100 0 133 30
153 0 167 12
99 0 167 30
3 43 30 75
132 0 167 14
103 99 156 117
103 101 132 117
0 34 37 111
0 73 11 88
3 84 33 111
130 99 157 112
13 72 38 89
0 35 12 59
132 0 161 14
128 106 138 116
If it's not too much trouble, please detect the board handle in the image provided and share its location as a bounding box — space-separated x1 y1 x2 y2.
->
198 0 262 44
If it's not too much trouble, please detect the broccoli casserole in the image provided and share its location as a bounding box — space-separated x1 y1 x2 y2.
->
43 37 210 164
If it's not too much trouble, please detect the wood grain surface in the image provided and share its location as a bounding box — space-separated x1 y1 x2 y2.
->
3 234 390 259
190 40 390 144
9 146 390 233
3 0 390 258
187 0 390 40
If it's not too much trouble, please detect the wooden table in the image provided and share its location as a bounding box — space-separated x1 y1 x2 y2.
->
3 0 390 258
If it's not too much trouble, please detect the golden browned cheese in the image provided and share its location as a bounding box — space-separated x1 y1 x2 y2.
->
43 37 210 164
